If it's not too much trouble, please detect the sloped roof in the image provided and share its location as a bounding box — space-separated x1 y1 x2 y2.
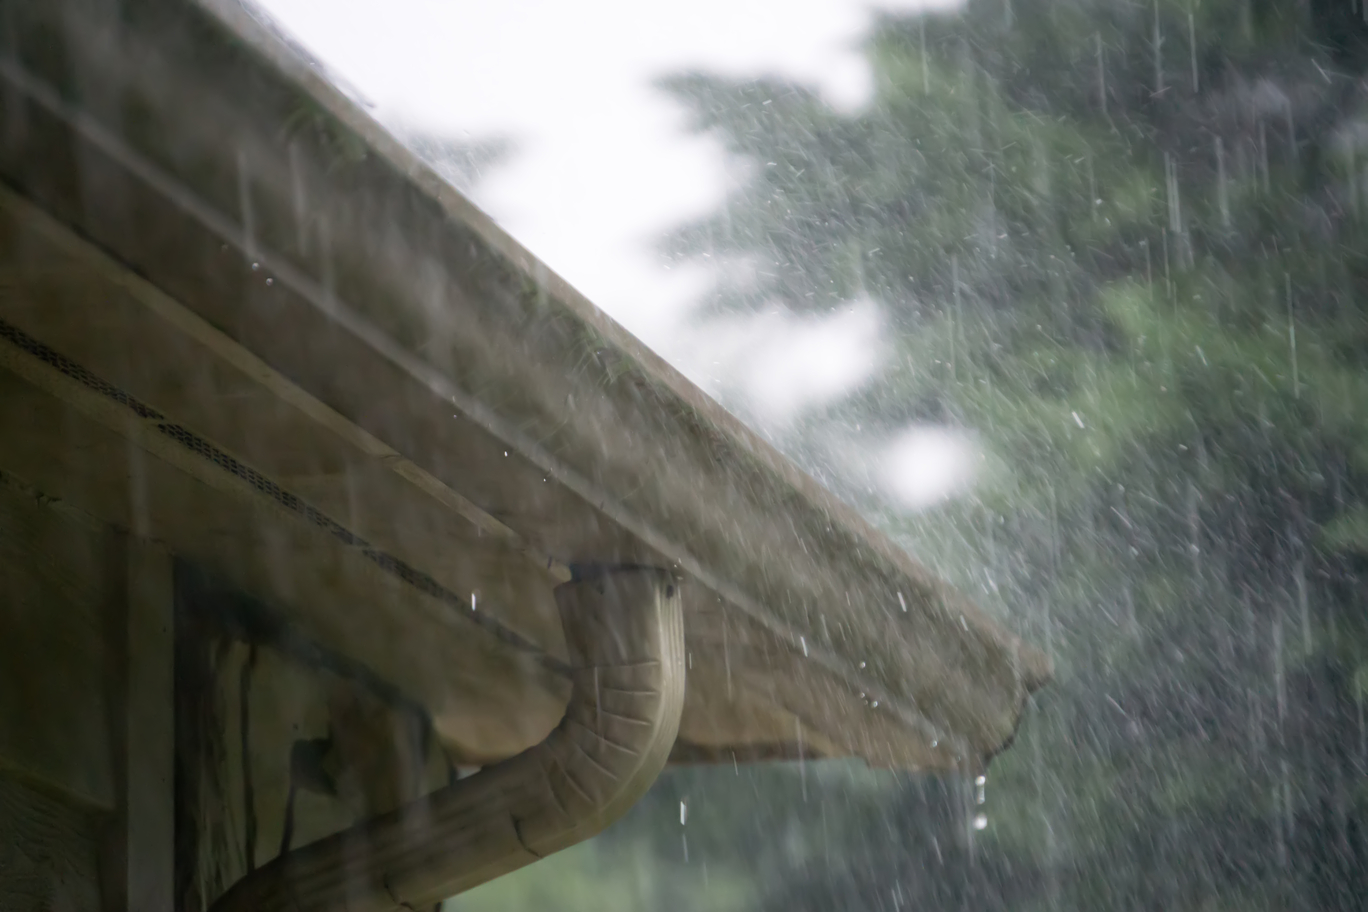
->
0 0 1047 772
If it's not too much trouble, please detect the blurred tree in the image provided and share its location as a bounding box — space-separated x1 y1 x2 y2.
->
646 0 1368 907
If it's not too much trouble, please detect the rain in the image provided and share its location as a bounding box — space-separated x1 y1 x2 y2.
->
289 0 1368 906
2 0 1367 909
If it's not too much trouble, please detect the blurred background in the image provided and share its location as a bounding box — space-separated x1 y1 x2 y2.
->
255 0 1368 908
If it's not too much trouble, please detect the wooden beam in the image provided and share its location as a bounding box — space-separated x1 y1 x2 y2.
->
124 537 175 912
0 474 114 809
99 531 176 912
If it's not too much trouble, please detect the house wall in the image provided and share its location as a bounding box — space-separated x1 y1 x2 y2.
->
0 474 447 912
0 475 173 912
172 565 450 910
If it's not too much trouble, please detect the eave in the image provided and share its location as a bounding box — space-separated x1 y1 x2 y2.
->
0 0 1049 776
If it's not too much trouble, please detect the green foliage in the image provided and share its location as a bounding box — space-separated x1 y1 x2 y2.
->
444 837 755 912
646 0 1368 908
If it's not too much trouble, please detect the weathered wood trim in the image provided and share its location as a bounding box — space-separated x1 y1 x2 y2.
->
0 473 115 810
98 529 130 912
97 533 176 912
173 560 216 912
125 538 175 912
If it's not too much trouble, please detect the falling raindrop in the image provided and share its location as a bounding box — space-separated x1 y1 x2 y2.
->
1286 99 1297 164
919 19 929 94
950 253 961 380
722 619 732 699
1215 136 1230 227
1188 11 1198 92
237 148 257 263
1096 31 1108 116
288 141 309 255
1153 1 1165 97
1286 273 1299 399
1295 560 1309 654
1259 120 1270 191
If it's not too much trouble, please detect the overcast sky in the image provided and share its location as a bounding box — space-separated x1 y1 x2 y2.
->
252 0 974 509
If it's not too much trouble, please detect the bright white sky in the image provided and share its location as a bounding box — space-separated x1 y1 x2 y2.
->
253 0 974 509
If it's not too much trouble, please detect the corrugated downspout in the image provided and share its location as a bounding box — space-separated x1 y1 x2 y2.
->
211 567 686 912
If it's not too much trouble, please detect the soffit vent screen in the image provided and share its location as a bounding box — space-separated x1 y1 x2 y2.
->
0 316 568 675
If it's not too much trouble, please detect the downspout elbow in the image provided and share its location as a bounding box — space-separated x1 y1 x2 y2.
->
212 567 686 912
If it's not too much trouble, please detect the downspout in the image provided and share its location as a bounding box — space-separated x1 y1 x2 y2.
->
212 567 686 912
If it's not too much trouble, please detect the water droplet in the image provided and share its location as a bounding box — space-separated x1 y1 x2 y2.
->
265 277 273 286
251 262 259 271
897 591 907 612
859 660 866 669
799 635 808 657
973 814 988 830
679 800 688 826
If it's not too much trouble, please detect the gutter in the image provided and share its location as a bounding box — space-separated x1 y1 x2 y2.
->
210 568 686 911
